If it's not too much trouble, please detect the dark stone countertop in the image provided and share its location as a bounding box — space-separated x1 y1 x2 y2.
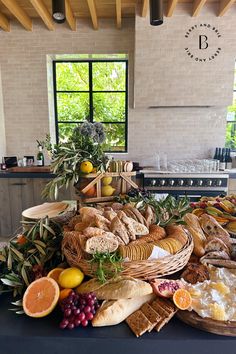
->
0 294 235 354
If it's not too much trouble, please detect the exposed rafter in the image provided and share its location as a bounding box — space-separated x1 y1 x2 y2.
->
218 0 235 16
116 0 122 29
166 0 178 17
1 0 32 31
141 0 149 17
192 0 207 16
0 12 10 32
65 0 76 31
30 0 54 31
87 0 98 30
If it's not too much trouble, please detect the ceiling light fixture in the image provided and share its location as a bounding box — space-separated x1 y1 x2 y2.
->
52 0 66 23
150 0 163 26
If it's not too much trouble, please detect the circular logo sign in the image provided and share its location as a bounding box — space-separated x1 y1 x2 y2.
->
184 24 222 62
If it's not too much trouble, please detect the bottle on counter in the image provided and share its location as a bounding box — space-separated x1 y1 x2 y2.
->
37 145 44 167
226 148 232 170
219 148 226 171
213 147 219 160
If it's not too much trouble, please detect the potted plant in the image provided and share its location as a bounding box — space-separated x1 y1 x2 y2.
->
42 121 110 200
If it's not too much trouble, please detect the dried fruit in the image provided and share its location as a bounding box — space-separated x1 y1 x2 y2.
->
151 279 184 298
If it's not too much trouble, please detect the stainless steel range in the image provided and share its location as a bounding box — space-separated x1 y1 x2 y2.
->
142 172 229 201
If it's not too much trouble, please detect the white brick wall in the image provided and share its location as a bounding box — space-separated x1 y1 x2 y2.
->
0 67 6 157
0 6 235 164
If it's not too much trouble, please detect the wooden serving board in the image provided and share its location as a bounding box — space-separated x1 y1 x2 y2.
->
9 166 51 173
177 310 236 337
22 202 69 220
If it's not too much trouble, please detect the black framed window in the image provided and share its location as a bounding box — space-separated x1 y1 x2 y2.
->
226 62 236 150
53 59 128 152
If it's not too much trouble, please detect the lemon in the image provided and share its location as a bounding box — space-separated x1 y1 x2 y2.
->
102 185 115 197
80 161 93 174
58 267 84 289
102 176 112 186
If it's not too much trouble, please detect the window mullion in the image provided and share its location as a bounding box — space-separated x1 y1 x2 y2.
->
89 62 93 123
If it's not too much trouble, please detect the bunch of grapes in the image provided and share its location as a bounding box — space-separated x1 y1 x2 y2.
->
59 291 100 330
127 188 152 199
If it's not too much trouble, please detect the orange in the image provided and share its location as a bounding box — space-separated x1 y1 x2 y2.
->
83 185 96 197
80 161 93 174
173 289 192 310
23 277 60 318
59 288 73 302
47 268 65 284
17 234 27 245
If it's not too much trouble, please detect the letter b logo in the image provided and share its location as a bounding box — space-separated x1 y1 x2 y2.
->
199 35 208 49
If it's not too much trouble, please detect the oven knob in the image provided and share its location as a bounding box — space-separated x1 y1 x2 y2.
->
169 179 175 186
198 180 203 186
188 179 194 186
178 179 184 186
160 179 166 186
151 179 156 186
207 180 213 186
217 180 222 187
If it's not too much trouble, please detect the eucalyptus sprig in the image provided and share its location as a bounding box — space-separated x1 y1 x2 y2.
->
89 251 123 283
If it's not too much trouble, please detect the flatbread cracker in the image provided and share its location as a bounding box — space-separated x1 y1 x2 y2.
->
126 310 152 337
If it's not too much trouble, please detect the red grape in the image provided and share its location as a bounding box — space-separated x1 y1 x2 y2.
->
64 309 72 317
78 312 85 321
86 312 93 320
73 308 80 316
59 319 69 329
81 319 88 327
68 323 75 330
84 306 91 313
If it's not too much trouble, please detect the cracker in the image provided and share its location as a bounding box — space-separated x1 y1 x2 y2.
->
155 310 177 332
141 303 162 331
126 310 153 337
154 297 176 313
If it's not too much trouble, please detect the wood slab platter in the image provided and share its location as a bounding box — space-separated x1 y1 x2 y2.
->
177 310 236 337
9 166 51 173
22 202 69 220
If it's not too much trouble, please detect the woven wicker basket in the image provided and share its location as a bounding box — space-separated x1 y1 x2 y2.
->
62 230 193 280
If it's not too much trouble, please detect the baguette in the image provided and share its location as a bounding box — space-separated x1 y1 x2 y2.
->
77 276 153 300
183 213 206 257
92 294 155 327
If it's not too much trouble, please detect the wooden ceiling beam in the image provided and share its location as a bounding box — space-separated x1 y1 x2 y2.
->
30 0 54 31
65 0 76 31
116 0 122 29
141 0 149 17
1 0 32 31
218 0 235 16
192 0 207 16
166 0 178 17
87 0 98 30
0 12 10 32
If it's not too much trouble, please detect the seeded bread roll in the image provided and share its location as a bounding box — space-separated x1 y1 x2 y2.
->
199 214 232 250
205 236 230 255
84 235 119 254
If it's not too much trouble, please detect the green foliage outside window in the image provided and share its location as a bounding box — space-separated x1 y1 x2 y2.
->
54 60 128 152
226 64 236 149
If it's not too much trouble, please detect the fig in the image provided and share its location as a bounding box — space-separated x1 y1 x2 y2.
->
150 279 184 298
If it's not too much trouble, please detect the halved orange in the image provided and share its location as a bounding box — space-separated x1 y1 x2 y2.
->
59 288 73 302
47 268 64 284
23 277 60 318
173 289 192 310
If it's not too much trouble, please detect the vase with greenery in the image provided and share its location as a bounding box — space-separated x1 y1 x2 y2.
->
42 121 110 200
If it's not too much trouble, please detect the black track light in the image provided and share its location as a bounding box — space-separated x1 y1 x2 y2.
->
150 0 163 26
52 0 66 23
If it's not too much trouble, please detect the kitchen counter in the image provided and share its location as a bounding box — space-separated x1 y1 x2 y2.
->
0 294 235 354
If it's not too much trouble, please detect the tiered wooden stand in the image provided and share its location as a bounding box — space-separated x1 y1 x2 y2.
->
77 171 138 204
